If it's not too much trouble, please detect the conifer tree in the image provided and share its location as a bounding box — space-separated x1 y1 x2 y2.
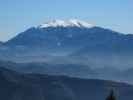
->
106 90 116 100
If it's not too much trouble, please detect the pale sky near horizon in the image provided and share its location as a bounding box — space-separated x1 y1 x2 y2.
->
0 0 133 41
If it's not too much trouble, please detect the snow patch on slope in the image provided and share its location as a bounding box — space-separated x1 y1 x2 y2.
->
38 19 94 28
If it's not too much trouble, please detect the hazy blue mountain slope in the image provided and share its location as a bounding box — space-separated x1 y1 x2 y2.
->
0 60 133 84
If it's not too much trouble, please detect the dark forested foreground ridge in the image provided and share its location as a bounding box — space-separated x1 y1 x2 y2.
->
0 67 133 100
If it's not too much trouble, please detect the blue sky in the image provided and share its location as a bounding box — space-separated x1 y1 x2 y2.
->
0 0 133 41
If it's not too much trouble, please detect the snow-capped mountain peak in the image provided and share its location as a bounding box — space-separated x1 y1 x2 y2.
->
38 19 94 28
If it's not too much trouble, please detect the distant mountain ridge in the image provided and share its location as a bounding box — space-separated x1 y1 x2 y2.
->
0 60 133 84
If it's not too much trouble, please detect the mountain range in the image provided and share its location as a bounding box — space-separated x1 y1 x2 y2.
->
0 19 133 84
0 67 133 100
0 19 133 70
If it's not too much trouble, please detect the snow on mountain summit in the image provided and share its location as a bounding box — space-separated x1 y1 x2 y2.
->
38 19 94 28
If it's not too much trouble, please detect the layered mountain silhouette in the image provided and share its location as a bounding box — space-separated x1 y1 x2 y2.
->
0 67 133 100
